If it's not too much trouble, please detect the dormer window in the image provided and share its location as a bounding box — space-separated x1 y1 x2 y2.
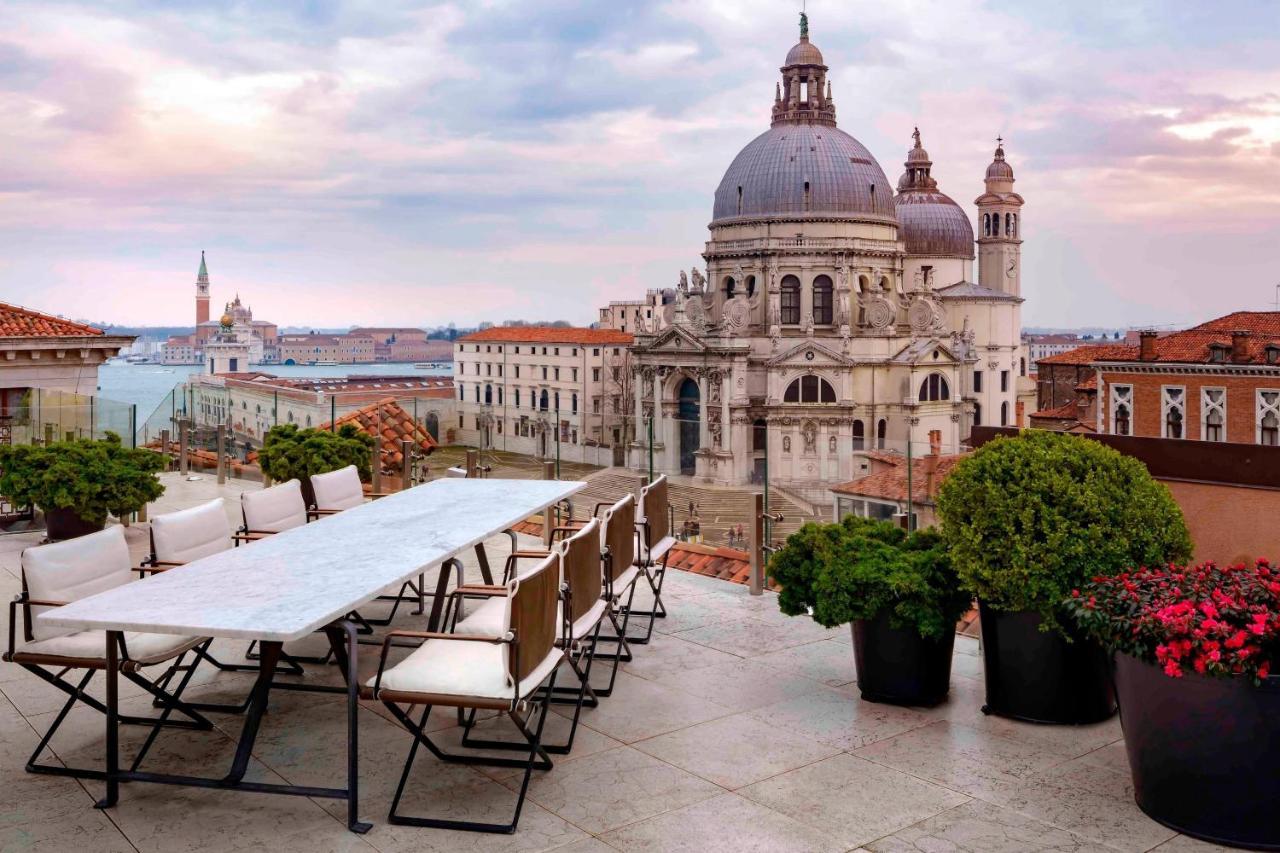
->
1267 345 1280 366
1209 343 1229 364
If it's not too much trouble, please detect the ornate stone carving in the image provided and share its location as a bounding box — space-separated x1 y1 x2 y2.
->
677 270 688 293
908 297 943 333
865 296 895 329
782 435 792 453
828 435 837 452
690 268 706 293
802 420 817 454
724 297 751 332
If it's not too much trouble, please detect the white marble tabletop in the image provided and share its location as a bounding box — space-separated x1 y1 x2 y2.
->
42 478 584 642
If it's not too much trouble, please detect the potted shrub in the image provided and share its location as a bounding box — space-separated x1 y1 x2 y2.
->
257 423 375 508
0 432 166 540
1068 560 1280 849
769 516 972 706
937 430 1193 724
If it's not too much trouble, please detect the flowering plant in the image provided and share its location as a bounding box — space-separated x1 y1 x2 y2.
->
1066 560 1280 683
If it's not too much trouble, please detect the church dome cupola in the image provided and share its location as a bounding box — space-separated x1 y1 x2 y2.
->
772 12 836 128
893 127 974 259
985 137 1015 182
711 13 895 224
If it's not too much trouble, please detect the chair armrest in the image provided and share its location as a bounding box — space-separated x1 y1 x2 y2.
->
232 531 273 543
502 550 552 583
308 508 343 518
133 562 182 574
453 584 507 597
26 598 70 608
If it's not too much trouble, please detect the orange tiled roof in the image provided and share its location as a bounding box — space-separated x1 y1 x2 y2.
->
831 453 967 504
1190 311 1280 335
323 397 438 468
1037 344 1137 365
1030 401 1081 420
1103 329 1280 366
0 302 102 337
460 326 633 345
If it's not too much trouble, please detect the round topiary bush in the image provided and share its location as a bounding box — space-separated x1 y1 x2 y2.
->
769 516 971 638
936 430 1192 630
258 423 376 486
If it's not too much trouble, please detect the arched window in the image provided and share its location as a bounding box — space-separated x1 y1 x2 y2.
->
1011 213 1018 237
876 418 887 449
571 392 578 414
752 418 767 451
515 389 521 409
973 402 982 426
1000 401 1010 426
812 275 833 325
983 213 990 236
497 387 503 406
539 390 549 411
781 275 801 324
919 373 950 402
723 277 736 299
554 391 560 411
745 275 757 297
852 419 865 450
474 385 480 403
484 384 492 405
783 375 837 403
1005 213 1012 236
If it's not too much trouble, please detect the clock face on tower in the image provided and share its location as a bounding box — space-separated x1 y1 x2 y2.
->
1006 247 1019 279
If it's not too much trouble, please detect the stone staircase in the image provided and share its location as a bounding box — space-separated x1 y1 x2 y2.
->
569 468 825 547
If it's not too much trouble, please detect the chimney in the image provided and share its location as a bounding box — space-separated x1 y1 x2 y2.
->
1232 330 1250 364
1139 330 1158 362
1015 400 1025 427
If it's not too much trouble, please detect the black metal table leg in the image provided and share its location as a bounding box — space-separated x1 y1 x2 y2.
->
324 620 371 833
95 630 120 809
474 544 495 585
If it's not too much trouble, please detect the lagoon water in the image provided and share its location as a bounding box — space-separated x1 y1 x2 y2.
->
98 361 453 422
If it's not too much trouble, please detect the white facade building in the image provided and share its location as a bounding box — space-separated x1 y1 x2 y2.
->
626 15 1025 502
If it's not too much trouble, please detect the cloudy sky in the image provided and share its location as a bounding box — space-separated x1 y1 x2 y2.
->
2 0 1278 330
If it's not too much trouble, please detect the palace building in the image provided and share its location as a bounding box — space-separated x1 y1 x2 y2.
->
626 15 1025 500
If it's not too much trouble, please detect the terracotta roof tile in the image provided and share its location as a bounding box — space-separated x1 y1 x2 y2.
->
321 397 438 469
1030 401 1081 420
831 453 967 504
1037 344 1137 365
1190 311 1280 335
0 302 102 337
460 326 633 346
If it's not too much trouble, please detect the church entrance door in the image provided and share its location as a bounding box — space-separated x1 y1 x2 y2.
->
677 377 699 475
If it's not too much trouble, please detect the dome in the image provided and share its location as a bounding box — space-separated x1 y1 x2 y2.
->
894 192 974 258
785 39 824 66
712 124 896 223
986 139 1014 180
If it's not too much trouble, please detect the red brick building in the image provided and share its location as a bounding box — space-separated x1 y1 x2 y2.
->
1031 312 1280 444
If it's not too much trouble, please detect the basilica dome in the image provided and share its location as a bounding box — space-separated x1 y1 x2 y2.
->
893 128 974 258
712 125 896 223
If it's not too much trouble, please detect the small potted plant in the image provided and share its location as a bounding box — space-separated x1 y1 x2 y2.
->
769 516 971 706
936 430 1192 724
257 423 375 508
0 432 167 540
1068 560 1280 849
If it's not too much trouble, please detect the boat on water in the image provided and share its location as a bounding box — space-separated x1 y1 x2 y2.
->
312 360 340 366
413 362 447 370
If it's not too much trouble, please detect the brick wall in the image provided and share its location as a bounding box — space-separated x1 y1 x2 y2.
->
1098 371 1279 443
1036 363 1095 410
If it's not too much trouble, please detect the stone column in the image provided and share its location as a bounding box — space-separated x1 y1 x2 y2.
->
652 369 662 446
698 372 710 450
720 371 731 449
633 369 643 439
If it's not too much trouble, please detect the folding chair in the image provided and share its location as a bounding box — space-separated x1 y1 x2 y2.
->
3 526 214 780
588 493 641 695
310 466 426 624
364 553 564 834
141 498 305 684
623 475 676 644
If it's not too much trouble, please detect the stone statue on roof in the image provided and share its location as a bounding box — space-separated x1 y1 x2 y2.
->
677 270 688 294
690 267 706 293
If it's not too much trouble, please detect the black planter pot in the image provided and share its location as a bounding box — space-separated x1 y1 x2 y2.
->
978 600 1116 724
42 506 104 541
851 612 955 707
1115 652 1280 850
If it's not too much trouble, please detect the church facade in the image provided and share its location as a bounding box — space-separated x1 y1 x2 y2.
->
627 15 1025 500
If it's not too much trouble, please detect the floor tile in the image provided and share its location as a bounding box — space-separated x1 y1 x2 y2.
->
598 791 847 853
513 745 720 834
633 713 838 789
749 684 933 751
652 658 828 713
752 638 858 687
674 617 838 657
554 671 732 744
739 753 969 849
619 633 742 683
865 798 1117 852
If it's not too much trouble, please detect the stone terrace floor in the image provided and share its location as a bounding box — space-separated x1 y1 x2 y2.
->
0 474 1230 852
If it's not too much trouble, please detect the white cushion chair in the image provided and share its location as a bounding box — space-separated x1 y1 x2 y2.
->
239 479 308 541
365 552 564 834
624 475 676 644
3 526 213 780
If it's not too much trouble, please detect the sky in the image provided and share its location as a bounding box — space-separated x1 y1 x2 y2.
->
1 0 1278 330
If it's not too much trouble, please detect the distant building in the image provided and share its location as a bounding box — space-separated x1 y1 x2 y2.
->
1031 311 1280 444
0 301 133 417
277 333 375 365
162 254 279 365
830 431 965 528
597 291 672 335
1024 333 1083 363
186 371 455 447
453 326 633 464
349 328 437 362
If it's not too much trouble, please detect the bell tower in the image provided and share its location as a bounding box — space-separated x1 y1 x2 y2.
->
975 139 1024 296
195 251 211 326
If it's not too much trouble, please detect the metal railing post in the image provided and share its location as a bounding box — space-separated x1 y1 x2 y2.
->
178 420 189 475
749 493 764 596
159 428 170 460
400 439 413 490
465 449 479 479
216 424 227 485
542 461 556 545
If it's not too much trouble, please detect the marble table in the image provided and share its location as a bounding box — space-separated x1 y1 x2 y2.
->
41 477 585 833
